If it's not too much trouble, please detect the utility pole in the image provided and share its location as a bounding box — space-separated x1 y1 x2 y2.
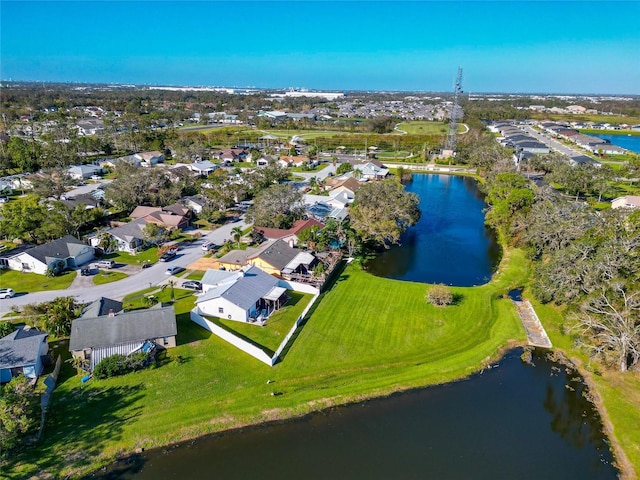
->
443 67 463 158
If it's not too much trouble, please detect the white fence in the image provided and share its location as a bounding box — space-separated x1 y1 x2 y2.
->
190 285 320 366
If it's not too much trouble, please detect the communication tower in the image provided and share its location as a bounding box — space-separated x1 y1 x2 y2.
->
442 67 463 158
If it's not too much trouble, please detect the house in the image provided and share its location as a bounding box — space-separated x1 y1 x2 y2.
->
101 218 147 254
69 305 177 371
303 191 351 222
80 297 124 318
130 204 190 230
102 155 142 168
611 195 640 210
3 235 94 275
76 118 104 136
183 194 208 214
0 326 49 383
67 164 103 180
351 162 389 180
246 239 305 276
135 151 164 167
195 265 288 323
279 155 314 168
253 219 325 247
189 160 218 176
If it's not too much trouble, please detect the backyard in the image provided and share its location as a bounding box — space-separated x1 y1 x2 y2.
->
2 249 540 478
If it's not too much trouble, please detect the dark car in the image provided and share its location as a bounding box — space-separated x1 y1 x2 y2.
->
159 251 177 262
141 262 152 269
182 280 202 291
80 267 92 276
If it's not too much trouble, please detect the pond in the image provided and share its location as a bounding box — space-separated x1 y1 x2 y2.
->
93 348 618 479
365 174 501 286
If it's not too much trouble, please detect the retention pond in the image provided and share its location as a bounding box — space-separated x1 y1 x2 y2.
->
365 174 501 286
94 348 617 479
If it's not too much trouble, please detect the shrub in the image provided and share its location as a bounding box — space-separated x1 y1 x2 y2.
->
93 352 150 379
426 284 454 307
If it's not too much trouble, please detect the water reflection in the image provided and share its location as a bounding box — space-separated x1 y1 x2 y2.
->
365 174 501 286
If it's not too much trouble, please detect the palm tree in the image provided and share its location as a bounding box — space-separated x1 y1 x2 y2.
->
231 226 244 248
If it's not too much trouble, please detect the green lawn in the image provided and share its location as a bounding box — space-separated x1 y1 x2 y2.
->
92 271 129 285
0 269 76 294
397 121 466 135
103 247 159 265
5 249 531 478
206 292 313 353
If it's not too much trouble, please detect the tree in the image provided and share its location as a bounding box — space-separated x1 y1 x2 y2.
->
142 222 163 246
573 283 640 372
485 173 534 233
20 297 81 337
0 375 38 454
297 225 321 251
426 284 454 306
0 322 15 338
246 183 305 229
336 162 353 175
0 195 49 244
231 226 244 247
349 180 420 248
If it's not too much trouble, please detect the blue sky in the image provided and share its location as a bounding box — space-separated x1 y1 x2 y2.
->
1 1 638 94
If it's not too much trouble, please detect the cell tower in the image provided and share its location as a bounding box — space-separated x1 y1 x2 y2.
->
442 67 463 157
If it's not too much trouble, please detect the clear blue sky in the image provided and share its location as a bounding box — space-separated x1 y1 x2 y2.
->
1 1 638 94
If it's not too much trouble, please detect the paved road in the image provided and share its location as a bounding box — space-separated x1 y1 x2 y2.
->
521 125 589 160
0 218 248 314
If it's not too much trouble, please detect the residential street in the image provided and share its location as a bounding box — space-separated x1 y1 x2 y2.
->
0 218 247 314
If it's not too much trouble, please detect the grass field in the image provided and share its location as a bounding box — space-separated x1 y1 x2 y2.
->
0 269 76 294
4 248 530 478
396 121 466 135
92 271 128 285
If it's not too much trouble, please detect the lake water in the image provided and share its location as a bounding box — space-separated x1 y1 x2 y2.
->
588 133 640 153
93 348 618 479
365 174 501 286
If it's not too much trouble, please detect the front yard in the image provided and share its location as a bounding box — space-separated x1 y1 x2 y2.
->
0 269 76 294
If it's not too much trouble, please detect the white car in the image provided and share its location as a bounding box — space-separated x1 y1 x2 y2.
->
0 288 15 299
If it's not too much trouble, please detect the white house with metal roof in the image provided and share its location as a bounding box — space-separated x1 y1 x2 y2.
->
2 235 94 275
195 265 288 323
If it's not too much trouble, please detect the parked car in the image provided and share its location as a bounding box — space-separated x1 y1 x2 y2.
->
91 174 102 180
141 262 152 269
182 280 202 291
80 267 92 276
0 288 15 299
201 241 218 251
159 251 177 262
165 266 184 276
95 259 115 269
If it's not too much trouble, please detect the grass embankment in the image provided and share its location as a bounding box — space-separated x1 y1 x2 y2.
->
0 270 75 294
5 250 529 478
532 298 640 479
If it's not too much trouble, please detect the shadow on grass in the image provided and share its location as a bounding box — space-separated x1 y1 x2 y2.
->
451 293 465 306
176 312 212 345
4 383 145 479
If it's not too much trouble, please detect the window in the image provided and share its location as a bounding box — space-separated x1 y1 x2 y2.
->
163 337 169 346
218 307 224 314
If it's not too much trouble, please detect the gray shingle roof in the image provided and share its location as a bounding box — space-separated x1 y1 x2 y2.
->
198 265 280 310
69 306 177 351
26 235 90 264
249 239 299 271
0 326 48 370
108 218 146 243
80 297 124 318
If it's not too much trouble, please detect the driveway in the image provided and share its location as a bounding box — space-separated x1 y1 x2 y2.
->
0 217 249 314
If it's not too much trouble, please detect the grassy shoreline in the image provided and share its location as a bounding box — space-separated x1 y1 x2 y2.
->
5 247 531 478
4 247 637 479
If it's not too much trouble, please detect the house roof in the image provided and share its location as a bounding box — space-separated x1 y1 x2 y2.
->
254 219 325 241
25 235 90 265
248 239 299 271
0 326 48 370
217 245 263 267
330 176 361 194
197 265 280 310
80 297 124 318
108 218 147 243
69 305 177 351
